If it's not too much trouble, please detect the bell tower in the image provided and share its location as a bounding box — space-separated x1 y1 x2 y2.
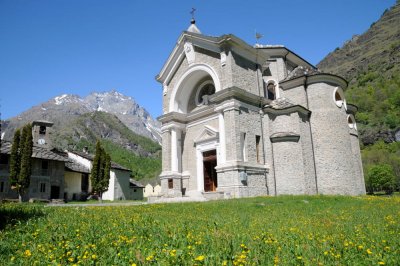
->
32 120 53 149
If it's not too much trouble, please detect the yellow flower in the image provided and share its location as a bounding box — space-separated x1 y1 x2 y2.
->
24 250 32 257
195 255 205 261
378 262 385 265
91 254 97 260
131 264 137 266
297 256 302 260
366 249 372 255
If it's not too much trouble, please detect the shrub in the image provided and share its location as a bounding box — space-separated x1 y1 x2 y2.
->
366 164 396 194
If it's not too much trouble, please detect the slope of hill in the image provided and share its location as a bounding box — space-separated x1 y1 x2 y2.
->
317 1 400 188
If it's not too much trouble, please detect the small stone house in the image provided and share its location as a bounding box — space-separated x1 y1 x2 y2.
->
0 141 67 201
65 151 140 201
129 179 145 200
155 20 365 199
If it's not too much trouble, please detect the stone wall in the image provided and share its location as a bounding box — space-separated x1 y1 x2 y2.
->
231 52 258 95
307 82 358 195
282 84 308 107
350 130 366 195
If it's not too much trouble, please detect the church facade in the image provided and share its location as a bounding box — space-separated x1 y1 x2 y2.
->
156 21 365 199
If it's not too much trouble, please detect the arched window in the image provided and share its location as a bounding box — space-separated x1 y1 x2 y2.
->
347 114 357 130
195 80 215 106
264 81 277 100
333 87 346 109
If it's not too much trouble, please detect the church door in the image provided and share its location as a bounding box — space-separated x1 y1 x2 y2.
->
203 150 217 192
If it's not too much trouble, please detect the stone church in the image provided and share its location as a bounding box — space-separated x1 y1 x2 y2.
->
156 20 365 199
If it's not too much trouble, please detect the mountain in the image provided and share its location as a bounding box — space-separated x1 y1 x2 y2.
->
317 2 400 186
2 90 161 144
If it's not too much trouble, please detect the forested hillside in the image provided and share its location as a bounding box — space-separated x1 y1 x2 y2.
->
52 111 161 181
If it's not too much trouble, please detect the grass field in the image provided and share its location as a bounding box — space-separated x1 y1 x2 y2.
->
0 195 399 265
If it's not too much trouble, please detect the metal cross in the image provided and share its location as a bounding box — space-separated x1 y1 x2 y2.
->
190 8 196 20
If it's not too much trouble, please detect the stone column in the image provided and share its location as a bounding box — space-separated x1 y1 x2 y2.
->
170 124 183 173
218 111 226 163
171 127 178 172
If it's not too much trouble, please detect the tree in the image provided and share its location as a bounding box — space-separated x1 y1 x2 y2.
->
366 164 396 194
9 124 33 202
90 141 111 202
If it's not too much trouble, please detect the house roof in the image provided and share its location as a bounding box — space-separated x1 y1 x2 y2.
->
65 160 91 174
1 141 68 162
129 179 145 188
282 66 322 82
69 150 130 172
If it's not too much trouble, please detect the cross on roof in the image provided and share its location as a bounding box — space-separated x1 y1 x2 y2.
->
190 7 196 20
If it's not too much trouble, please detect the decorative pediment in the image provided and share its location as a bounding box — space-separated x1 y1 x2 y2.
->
194 126 219 145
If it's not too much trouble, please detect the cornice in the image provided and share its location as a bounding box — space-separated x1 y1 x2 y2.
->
280 73 348 90
210 86 270 107
346 104 358 115
270 132 300 143
263 104 311 116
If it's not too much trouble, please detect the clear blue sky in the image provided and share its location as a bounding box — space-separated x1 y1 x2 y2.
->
0 0 396 120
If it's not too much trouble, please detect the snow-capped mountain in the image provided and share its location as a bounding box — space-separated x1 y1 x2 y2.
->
84 90 161 143
1 90 161 144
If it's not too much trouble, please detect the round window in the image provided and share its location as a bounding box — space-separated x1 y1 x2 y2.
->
347 114 357 130
195 81 215 106
333 87 347 109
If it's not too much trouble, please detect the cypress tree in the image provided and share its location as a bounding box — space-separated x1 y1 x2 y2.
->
9 129 21 188
18 124 33 200
90 140 111 202
9 124 33 202
102 153 111 194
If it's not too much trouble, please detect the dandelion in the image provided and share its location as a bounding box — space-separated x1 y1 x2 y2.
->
366 249 372 255
91 254 97 260
378 262 385 265
24 250 32 257
194 255 205 261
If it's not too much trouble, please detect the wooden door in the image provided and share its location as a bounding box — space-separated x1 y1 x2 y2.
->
203 150 217 192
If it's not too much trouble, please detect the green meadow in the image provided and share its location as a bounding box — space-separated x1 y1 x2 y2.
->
0 196 399 265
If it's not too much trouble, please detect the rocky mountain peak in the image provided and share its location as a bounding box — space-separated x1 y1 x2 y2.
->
2 90 161 144
53 94 83 106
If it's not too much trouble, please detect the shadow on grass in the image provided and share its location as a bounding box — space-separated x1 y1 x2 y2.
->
0 203 46 230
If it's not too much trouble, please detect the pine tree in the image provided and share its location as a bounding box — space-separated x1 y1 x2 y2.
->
90 140 111 202
9 124 33 202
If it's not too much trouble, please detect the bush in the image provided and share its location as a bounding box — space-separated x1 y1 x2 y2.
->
366 164 396 194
